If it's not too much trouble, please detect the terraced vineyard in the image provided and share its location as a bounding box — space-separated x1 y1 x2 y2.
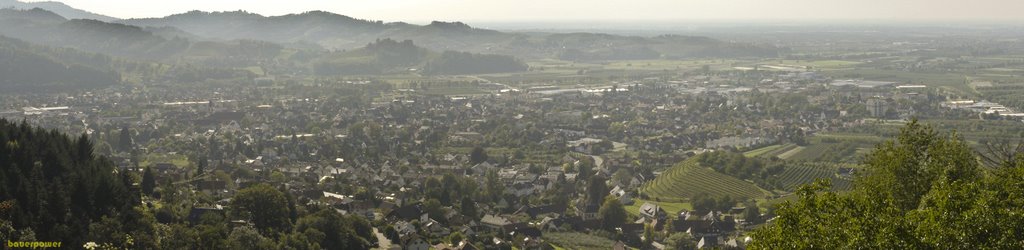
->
776 162 855 191
642 158 768 201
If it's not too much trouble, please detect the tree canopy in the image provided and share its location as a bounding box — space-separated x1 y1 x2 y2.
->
751 120 1024 249
231 184 292 234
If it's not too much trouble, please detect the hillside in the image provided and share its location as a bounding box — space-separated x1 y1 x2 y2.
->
0 8 189 60
641 157 769 201
0 36 120 91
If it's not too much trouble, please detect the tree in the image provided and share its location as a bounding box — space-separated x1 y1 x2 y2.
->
196 157 206 176
666 232 696 250
483 169 504 202
141 167 155 196
231 184 292 234
118 126 132 152
470 146 488 164
598 196 626 231
691 193 716 213
643 224 655 245
384 225 399 243
294 210 374 250
460 196 478 219
856 119 979 211
749 120 1015 249
743 201 760 224
715 195 735 212
588 175 608 206
448 232 465 245
423 199 444 222
227 225 275 249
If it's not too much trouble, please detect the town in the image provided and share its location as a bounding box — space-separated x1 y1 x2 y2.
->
3 1 1024 249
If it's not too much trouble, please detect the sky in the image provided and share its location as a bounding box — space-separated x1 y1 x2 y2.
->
40 0 1024 23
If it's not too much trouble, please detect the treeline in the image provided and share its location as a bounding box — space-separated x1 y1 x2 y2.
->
0 37 120 92
423 51 528 75
752 120 1024 248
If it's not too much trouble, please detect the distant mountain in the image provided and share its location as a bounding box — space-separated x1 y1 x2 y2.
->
121 11 514 52
0 8 188 60
121 10 785 60
0 0 115 21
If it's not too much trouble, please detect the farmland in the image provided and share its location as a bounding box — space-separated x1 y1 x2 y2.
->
775 162 856 191
545 232 619 250
641 158 769 201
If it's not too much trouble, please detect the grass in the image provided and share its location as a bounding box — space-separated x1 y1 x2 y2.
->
544 232 618 250
775 146 805 160
750 59 863 71
139 153 190 169
641 158 769 201
625 199 693 217
743 144 783 157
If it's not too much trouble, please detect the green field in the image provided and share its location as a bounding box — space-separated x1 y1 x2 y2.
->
744 143 799 158
140 153 190 169
642 158 769 201
624 199 693 217
545 232 618 250
776 146 805 160
743 144 783 157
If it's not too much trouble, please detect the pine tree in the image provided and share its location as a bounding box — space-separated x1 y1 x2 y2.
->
141 167 155 196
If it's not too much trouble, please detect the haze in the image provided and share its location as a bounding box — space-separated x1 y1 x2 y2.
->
39 0 1024 23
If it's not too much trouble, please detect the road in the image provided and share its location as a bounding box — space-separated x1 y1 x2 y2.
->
372 227 398 250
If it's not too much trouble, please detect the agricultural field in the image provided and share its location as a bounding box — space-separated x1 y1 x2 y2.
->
545 232 619 250
775 162 856 191
751 59 864 71
642 158 769 201
418 86 489 96
822 68 973 95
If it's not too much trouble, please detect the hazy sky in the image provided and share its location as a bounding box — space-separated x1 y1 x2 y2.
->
44 0 1024 23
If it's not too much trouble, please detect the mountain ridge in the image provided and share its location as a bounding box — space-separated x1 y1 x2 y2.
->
0 0 115 21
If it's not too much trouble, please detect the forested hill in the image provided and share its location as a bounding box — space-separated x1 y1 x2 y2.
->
0 0 116 21
423 50 529 75
312 38 528 75
0 119 137 247
0 8 189 60
119 10 786 60
0 36 120 92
